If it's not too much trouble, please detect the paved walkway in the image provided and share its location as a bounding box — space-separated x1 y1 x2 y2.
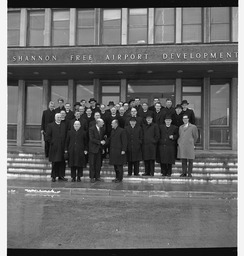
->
7 178 237 199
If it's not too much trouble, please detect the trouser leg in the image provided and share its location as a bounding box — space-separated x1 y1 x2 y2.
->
114 165 119 180
167 164 172 176
134 161 139 175
71 167 76 178
89 153 96 179
44 141 50 158
150 160 155 176
51 162 58 178
117 165 124 181
128 162 133 175
95 150 102 179
188 159 193 175
77 167 83 178
144 160 150 175
59 160 66 177
160 163 167 176
182 159 187 175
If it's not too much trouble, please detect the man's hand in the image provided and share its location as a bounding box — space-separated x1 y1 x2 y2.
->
84 151 88 155
101 140 105 145
169 135 173 140
121 151 125 155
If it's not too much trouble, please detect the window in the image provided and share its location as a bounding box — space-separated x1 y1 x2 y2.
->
77 9 95 45
52 10 70 46
210 7 230 42
25 81 43 142
76 81 94 102
8 82 18 141
27 11 45 46
210 80 230 146
128 9 148 44
101 81 120 106
182 8 202 43
51 81 68 104
102 9 121 45
155 8 175 44
8 11 20 46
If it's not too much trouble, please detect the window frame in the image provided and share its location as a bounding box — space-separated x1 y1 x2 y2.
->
8 11 21 46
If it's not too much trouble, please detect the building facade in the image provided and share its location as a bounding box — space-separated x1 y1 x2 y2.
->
7 7 238 151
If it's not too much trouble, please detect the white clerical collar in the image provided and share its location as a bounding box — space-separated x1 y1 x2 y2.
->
55 121 61 125
184 123 189 127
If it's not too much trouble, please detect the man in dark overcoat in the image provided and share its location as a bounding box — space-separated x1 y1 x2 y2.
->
172 104 184 127
64 102 75 121
88 118 106 183
108 119 127 183
46 113 68 182
54 98 65 113
157 116 179 177
41 101 55 157
124 107 143 127
138 102 154 125
125 117 142 176
69 111 88 132
142 115 160 176
65 121 88 182
153 102 165 126
181 100 196 125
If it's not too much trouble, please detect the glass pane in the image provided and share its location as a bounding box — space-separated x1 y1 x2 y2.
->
8 12 20 29
28 30 44 46
210 128 230 145
102 86 120 93
26 82 43 124
77 28 95 45
8 85 18 124
52 11 69 46
77 9 94 27
182 95 201 125
103 28 121 44
52 30 69 45
155 25 174 43
29 12 45 29
128 84 174 93
210 24 230 42
155 8 174 25
8 31 20 46
211 7 230 23
51 84 68 104
183 8 202 24
25 126 42 141
210 83 230 126
182 86 202 93
129 9 147 26
8 125 17 140
102 96 120 106
103 9 121 26
183 25 202 42
53 11 69 21
76 83 94 102
129 27 147 44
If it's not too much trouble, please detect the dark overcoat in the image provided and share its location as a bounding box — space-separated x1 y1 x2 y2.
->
125 125 142 162
65 128 87 167
69 118 88 132
89 125 106 154
108 127 127 165
157 124 179 164
124 116 143 127
41 108 55 140
172 112 184 127
137 109 154 125
142 123 160 160
182 108 196 125
153 110 164 126
46 121 67 162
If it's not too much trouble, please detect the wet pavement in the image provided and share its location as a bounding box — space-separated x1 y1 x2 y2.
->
7 178 237 249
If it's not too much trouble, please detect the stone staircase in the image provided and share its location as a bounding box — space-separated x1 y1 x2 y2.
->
7 150 238 184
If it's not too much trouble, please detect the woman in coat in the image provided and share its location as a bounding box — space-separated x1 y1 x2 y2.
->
65 121 88 182
125 117 143 176
142 115 160 176
157 116 179 177
177 114 199 177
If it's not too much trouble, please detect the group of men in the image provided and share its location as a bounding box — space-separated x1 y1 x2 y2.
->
41 97 198 183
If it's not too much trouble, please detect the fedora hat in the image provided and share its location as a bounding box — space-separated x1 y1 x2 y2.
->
107 101 115 106
181 100 189 105
89 98 97 103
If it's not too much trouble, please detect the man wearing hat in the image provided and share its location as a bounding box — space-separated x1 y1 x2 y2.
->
141 114 160 176
172 104 184 127
105 101 115 114
64 103 75 121
138 102 154 125
125 117 143 176
125 107 143 127
74 102 81 112
161 98 175 121
181 100 196 125
157 116 179 177
89 98 100 115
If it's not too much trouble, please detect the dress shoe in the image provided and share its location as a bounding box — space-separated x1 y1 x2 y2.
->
71 178 76 182
134 174 140 176
188 174 192 177
180 174 186 177
162 174 167 177
150 174 154 176
51 177 56 182
77 177 81 182
115 179 122 183
58 177 68 181
142 173 149 176
90 178 95 183
167 174 171 177
112 179 118 182
95 178 103 182
127 174 132 176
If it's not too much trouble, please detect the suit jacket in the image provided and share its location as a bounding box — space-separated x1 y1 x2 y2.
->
89 125 106 154
108 127 127 165
41 108 55 139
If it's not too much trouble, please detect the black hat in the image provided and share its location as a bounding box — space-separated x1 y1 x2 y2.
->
146 114 153 119
175 104 183 109
129 117 137 122
165 115 172 120
74 102 81 107
128 98 135 104
89 98 97 103
181 100 189 105
107 101 115 106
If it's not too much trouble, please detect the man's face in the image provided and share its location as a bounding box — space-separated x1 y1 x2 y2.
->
135 99 140 105
79 106 85 114
65 104 70 111
74 121 81 130
183 116 189 124
119 107 125 115
130 120 136 127
94 113 101 120
146 117 153 124
142 103 148 111
111 107 117 115
115 104 120 110
97 120 104 128
90 101 96 107
100 105 106 112
49 102 55 110
165 119 172 126
80 100 86 106
130 101 135 107
55 114 62 123
75 111 81 119
153 99 159 105
58 100 64 108
166 100 172 108
86 109 92 116
111 120 117 129
130 108 137 117
182 103 188 110
123 103 129 111
60 111 66 119
155 103 161 112
175 108 182 114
